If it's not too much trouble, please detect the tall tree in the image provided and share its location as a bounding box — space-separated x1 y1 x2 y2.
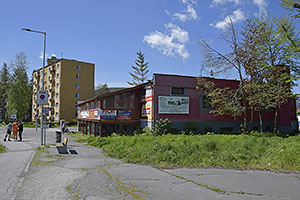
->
128 51 150 86
199 20 248 131
281 0 300 18
95 83 109 96
7 53 32 121
0 62 11 121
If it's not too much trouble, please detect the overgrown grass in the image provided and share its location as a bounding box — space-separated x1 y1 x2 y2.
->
0 145 6 154
72 133 300 171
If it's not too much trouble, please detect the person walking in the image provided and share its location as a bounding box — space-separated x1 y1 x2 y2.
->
4 123 12 141
18 121 23 141
12 121 18 141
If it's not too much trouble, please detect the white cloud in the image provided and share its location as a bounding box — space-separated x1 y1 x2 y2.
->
173 0 199 22
253 0 267 16
143 23 190 59
39 52 57 60
209 9 246 30
39 52 48 59
211 0 240 6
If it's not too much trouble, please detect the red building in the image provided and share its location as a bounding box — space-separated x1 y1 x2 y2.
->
76 74 298 136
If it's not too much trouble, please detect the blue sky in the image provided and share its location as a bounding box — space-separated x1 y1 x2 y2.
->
0 0 296 89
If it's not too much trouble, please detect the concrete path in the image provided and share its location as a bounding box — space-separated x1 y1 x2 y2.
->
0 127 299 200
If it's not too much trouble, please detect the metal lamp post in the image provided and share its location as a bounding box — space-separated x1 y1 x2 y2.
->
22 28 46 146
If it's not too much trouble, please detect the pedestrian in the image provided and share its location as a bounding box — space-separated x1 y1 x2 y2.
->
12 121 18 141
18 121 23 141
61 121 65 134
4 123 12 142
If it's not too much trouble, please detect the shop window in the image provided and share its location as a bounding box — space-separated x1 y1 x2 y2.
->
171 87 185 95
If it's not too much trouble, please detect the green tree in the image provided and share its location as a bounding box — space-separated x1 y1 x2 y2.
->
128 51 150 86
0 62 11 121
94 83 108 96
7 53 32 121
281 0 300 18
199 20 248 131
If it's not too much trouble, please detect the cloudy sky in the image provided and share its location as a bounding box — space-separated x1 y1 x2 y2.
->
0 0 295 89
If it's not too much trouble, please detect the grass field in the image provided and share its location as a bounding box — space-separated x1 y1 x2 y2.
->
71 133 300 171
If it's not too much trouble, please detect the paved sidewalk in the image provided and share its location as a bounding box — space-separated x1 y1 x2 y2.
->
1 128 300 200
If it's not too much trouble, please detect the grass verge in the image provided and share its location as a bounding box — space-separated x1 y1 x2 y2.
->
0 144 6 154
71 133 300 171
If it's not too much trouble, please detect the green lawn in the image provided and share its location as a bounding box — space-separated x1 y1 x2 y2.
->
71 133 300 171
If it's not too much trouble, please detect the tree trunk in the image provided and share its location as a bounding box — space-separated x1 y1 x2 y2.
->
259 109 263 133
273 106 279 134
250 107 253 131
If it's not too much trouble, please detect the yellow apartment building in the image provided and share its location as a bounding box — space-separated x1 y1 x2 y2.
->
32 57 94 123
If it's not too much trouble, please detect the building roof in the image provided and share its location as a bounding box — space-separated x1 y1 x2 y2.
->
76 81 152 107
32 58 94 73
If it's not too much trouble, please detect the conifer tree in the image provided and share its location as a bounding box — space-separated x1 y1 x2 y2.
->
128 51 150 86
0 62 11 121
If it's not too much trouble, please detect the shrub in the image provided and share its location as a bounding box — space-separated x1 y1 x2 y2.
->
184 121 198 135
153 118 172 136
203 124 212 134
142 126 152 136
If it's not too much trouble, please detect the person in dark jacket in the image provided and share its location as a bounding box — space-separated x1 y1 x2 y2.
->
4 123 12 142
18 121 23 141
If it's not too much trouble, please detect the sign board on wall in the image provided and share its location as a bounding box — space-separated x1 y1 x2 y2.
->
101 110 117 120
158 96 189 114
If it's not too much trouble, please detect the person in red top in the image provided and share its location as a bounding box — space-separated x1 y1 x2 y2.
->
12 121 18 141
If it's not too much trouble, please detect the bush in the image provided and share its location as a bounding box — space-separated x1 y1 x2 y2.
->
153 118 172 136
184 121 198 135
203 124 212 134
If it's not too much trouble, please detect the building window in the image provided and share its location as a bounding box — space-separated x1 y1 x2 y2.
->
76 93 80 98
76 74 80 80
77 65 81 70
171 87 185 95
76 84 80 89
56 74 59 79
56 64 60 69
56 93 59 98
56 102 58 108
201 95 212 109
56 83 59 88
55 112 58 117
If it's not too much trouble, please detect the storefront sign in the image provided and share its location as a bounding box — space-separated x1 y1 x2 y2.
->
80 111 89 118
158 96 189 114
117 110 132 120
101 110 117 120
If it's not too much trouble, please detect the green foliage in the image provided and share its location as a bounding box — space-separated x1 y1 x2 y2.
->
71 133 300 170
153 118 172 136
184 121 198 135
7 53 32 121
0 62 11 121
128 51 150 86
0 144 6 154
94 83 108 96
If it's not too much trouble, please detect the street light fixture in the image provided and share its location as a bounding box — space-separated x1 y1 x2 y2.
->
22 28 46 146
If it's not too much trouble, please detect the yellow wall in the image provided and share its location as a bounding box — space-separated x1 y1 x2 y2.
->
31 59 94 123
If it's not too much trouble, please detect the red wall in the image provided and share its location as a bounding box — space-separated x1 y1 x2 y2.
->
153 74 296 126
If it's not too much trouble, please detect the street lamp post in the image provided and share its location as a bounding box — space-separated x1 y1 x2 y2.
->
22 28 46 146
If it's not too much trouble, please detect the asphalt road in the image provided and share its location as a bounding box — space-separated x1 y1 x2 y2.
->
0 127 299 200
